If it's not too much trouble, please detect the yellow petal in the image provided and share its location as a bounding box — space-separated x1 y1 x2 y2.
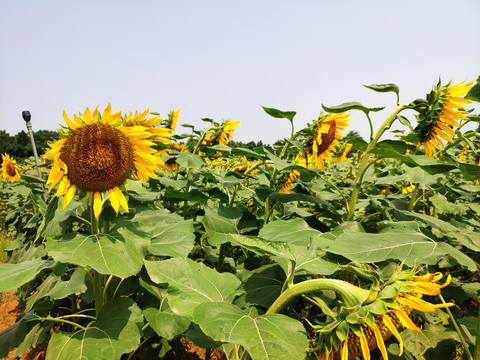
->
114 186 129 213
359 333 370 360
102 103 112 124
62 184 76 210
93 191 102 219
63 110 76 130
84 107 92 125
395 309 421 331
108 188 120 215
340 338 348 360
383 314 403 356
373 324 388 360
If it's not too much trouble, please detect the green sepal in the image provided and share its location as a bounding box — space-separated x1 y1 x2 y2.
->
317 319 342 334
346 306 369 325
335 320 350 342
378 284 399 300
349 323 364 338
465 75 480 102
368 298 389 315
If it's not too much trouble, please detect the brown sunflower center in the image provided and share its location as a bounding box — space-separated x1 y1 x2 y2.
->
5 162 17 177
59 123 134 192
317 121 337 154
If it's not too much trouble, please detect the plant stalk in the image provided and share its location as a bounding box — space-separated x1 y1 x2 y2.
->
346 104 407 221
90 197 103 318
266 278 370 314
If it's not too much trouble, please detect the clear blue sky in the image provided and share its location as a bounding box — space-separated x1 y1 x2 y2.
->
1 0 479 144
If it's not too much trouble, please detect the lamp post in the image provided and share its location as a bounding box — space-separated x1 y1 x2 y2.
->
22 110 46 197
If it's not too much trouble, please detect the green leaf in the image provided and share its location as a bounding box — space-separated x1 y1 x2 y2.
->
457 316 477 345
45 230 145 278
465 75 480 102
436 243 476 271
132 209 195 258
231 234 297 261
262 106 296 122
364 83 399 95
429 193 468 215
193 302 308 360
144 258 241 317
235 265 285 308
202 206 242 246
26 267 88 312
458 162 480 180
164 188 209 204
326 228 442 266
0 315 32 358
0 260 54 292
400 324 458 359
46 298 143 360
143 308 191 339
176 152 206 168
322 101 384 114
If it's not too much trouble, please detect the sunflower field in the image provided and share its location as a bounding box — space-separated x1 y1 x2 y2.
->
0 78 479 360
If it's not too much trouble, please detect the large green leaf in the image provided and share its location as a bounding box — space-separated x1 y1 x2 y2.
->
261 106 296 122
322 101 384 114
175 152 205 168
0 314 33 358
46 298 143 360
202 206 242 246
326 226 443 266
143 308 191 339
400 324 458 360
0 259 54 292
429 193 468 215
193 302 308 360
144 258 241 316
26 267 88 312
132 209 195 258
364 83 399 95
45 228 146 278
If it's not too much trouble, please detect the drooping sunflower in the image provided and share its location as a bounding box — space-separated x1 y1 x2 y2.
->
304 112 350 170
278 155 306 193
166 108 181 133
413 80 473 158
203 120 240 147
124 108 172 143
315 269 453 360
1 153 21 182
43 104 171 218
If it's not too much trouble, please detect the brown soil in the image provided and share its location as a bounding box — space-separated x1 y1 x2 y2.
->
0 290 46 360
0 291 222 360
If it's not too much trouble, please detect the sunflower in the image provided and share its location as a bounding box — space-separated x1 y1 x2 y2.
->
124 109 172 143
203 120 240 147
305 112 350 170
336 143 353 163
278 155 306 193
167 108 181 132
43 104 171 219
315 270 453 360
1 153 21 182
414 80 473 158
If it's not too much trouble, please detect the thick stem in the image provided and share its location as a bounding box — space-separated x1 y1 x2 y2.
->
408 183 420 212
347 104 407 221
266 278 370 314
90 197 103 318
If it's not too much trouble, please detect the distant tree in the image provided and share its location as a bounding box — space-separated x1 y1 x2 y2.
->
0 130 59 159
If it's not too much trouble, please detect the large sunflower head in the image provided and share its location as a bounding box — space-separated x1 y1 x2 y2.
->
1 153 21 183
413 79 473 158
43 104 171 219
314 268 453 360
304 112 350 170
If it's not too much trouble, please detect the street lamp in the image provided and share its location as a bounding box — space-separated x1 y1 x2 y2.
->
22 110 46 196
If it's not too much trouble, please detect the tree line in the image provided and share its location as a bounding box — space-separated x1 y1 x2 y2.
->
0 130 60 159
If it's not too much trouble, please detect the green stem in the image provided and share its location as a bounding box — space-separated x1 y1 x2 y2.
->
27 316 86 330
347 104 407 221
408 183 420 212
266 278 370 314
366 112 374 142
439 295 473 360
475 306 480 360
90 197 103 318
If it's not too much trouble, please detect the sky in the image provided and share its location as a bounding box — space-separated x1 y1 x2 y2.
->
1 0 479 145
